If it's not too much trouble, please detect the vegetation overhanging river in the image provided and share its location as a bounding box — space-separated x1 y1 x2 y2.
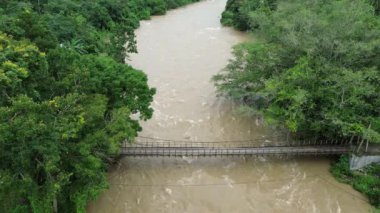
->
88 0 372 212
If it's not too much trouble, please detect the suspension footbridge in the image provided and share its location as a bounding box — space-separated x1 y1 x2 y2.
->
121 136 354 157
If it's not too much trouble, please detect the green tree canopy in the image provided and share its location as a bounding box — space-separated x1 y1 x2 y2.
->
0 0 199 212
0 33 155 212
214 0 380 142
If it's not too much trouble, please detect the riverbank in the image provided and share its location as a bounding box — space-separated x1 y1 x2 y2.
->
331 155 380 209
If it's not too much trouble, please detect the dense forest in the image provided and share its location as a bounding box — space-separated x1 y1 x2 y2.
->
215 0 380 208
0 0 197 212
215 0 380 144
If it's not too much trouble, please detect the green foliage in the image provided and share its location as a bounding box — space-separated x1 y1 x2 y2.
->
0 34 48 105
214 0 380 142
221 0 277 30
369 0 380 15
331 156 380 208
330 155 353 183
0 33 153 213
0 0 198 212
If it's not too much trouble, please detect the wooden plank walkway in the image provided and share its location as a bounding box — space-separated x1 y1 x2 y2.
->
121 137 352 157
121 145 350 156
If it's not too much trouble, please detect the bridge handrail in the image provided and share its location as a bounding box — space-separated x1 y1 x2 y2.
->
135 135 283 143
123 136 352 149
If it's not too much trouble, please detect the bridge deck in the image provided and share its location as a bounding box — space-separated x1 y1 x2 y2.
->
121 145 350 156
121 137 352 157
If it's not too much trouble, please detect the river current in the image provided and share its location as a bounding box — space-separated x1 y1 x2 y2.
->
87 0 372 212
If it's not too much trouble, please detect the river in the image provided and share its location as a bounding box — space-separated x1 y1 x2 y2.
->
87 0 372 212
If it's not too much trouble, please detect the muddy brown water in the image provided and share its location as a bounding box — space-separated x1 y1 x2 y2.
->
87 0 372 212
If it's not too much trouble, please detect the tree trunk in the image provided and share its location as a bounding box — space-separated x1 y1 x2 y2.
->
53 198 57 213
